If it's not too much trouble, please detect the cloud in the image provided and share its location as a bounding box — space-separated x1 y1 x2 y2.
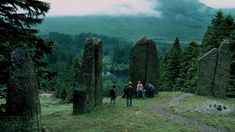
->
42 0 161 17
199 0 235 8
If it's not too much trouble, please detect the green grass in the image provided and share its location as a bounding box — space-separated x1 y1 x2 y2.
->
2 92 234 131
170 94 235 130
40 92 196 132
0 98 5 104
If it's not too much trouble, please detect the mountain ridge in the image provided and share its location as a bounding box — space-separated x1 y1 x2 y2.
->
37 0 235 42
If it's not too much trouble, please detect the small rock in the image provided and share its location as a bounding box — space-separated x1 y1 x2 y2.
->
216 105 222 111
223 106 227 110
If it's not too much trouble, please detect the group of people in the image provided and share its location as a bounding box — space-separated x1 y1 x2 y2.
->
109 81 155 107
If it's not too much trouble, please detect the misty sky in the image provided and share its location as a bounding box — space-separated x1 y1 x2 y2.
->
42 0 235 16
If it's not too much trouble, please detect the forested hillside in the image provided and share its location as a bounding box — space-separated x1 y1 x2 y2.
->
36 0 219 41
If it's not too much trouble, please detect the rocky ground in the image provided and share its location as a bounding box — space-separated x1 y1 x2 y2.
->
150 93 231 132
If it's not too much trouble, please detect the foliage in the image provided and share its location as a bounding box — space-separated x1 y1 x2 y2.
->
103 74 127 97
54 57 82 103
202 10 235 51
175 42 201 93
160 11 235 95
0 0 54 85
41 32 133 100
160 37 182 91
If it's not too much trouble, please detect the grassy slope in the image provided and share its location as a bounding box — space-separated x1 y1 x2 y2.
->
2 92 234 131
40 93 196 132
39 92 235 131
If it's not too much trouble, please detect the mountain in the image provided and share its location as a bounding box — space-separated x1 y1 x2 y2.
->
37 0 234 42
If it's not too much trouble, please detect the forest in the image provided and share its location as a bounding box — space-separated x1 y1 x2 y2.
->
0 0 235 131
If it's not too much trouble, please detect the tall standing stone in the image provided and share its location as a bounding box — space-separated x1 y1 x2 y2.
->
73 38 102 115
6 48 40 131
197 48 218 96
214 41 231 98
228 34 235 98
94 40 103 106
129 37 160 93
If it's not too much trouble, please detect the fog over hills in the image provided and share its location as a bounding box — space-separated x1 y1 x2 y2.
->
38 0 235 42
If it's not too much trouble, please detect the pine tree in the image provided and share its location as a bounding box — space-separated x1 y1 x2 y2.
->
0 0 53 84
175 42 201 93
202 10 224 50
223 14 235 38
160 37 181 91
56 57 81 103
202 10 235 51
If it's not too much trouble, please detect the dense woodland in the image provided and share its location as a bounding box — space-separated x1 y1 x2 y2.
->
160 10 235 97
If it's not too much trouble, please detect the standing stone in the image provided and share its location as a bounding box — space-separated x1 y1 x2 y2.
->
129 37 160 93
228 35 235 98
94 40 103 106
73 38 102 115
6 48 40 131
214 41 231 98
197 48 218 96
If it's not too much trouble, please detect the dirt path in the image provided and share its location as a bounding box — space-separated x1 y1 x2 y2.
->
150 93 228 132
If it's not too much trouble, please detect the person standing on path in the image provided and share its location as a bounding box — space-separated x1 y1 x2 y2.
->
110 85 117 105
137 81 145 99
126 81 134 107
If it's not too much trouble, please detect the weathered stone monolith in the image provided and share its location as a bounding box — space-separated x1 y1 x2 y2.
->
73 38 102 115
6 48 40 131
214 41 231 98
129 37 160 93
227 34 235 98
197 48 218 96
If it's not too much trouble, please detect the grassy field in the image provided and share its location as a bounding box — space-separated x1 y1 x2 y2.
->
2 92 234 131
40 92 196 132
169 94 235 131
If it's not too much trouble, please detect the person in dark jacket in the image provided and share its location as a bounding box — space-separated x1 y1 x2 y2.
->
110 85 117 105
126 81 134 107
145 83 155 97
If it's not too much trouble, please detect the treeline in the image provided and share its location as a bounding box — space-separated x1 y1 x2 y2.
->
41 32 134 102
160 10 235 97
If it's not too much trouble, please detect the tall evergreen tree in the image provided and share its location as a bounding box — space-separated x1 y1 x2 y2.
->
160 37 181 91
202 10 224 50
202 10 235 51
223 14 235 38
175 42 201 92
0 0 53 84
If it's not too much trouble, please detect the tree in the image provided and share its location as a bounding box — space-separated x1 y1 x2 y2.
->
55 57 81 103
0 0 53 85
160 37 181 91
223 14 235 38
175 42 201 92
202 10 235 51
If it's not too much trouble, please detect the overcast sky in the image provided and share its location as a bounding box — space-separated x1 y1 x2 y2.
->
42 0 235 16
